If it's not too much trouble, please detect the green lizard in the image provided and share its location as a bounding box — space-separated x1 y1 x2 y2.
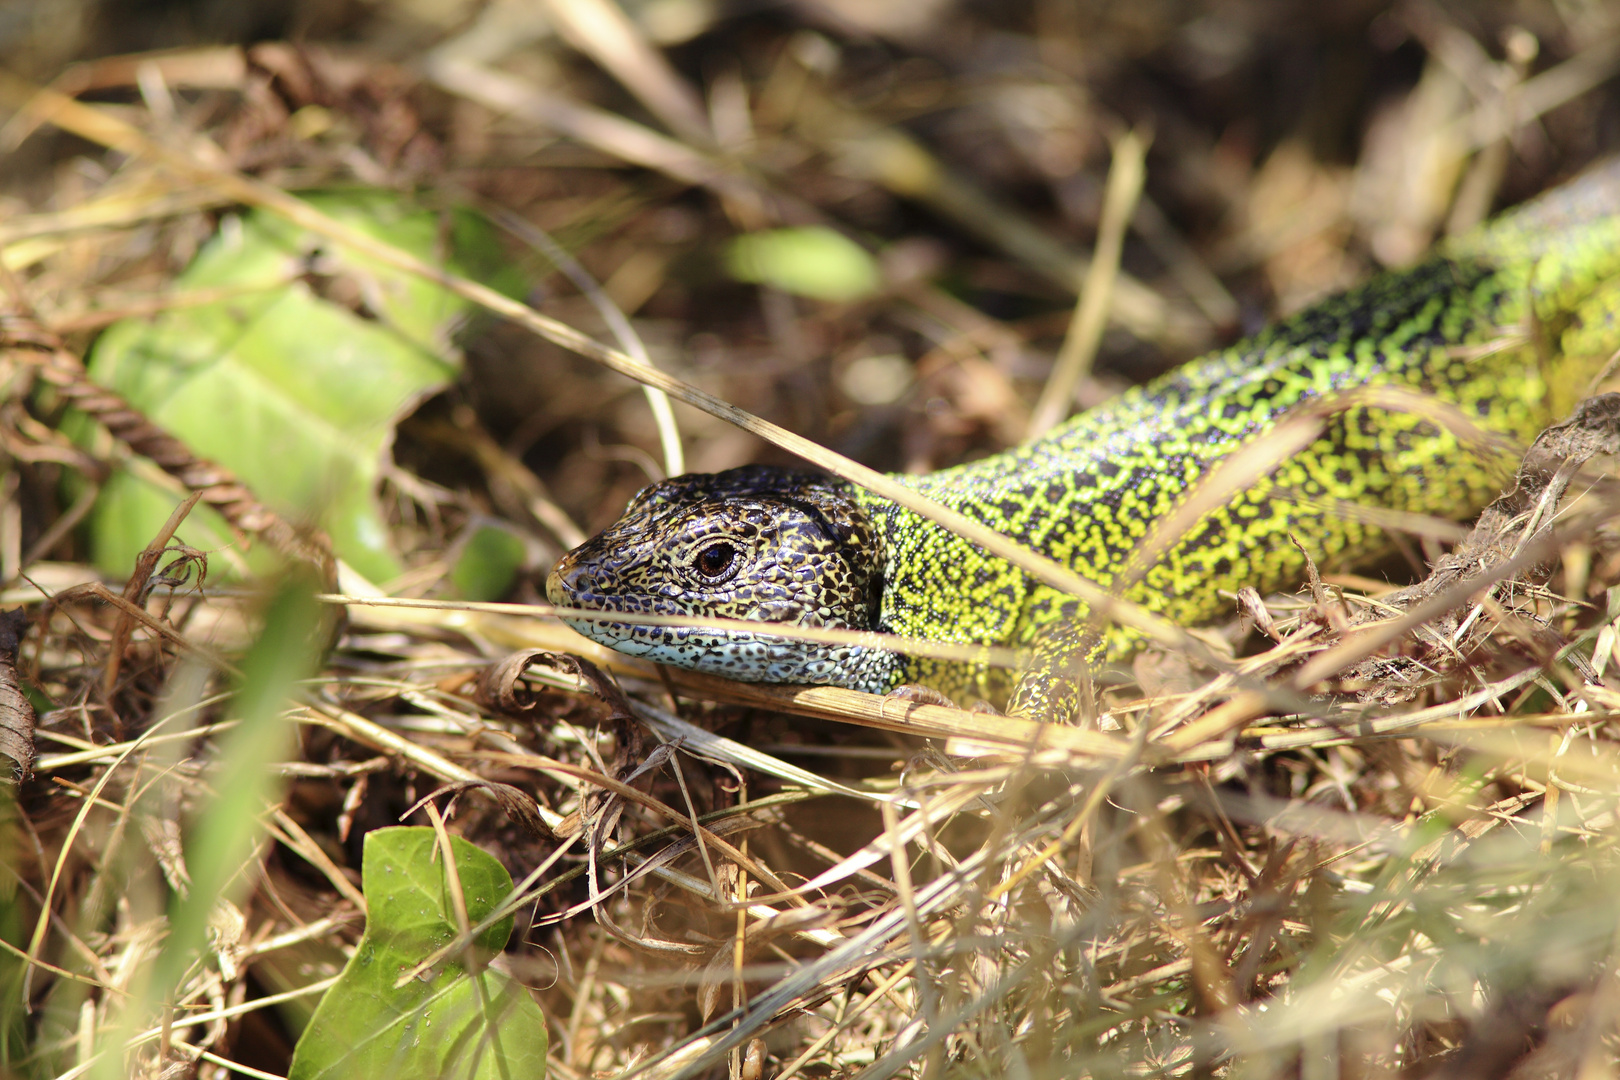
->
548 159 1620 723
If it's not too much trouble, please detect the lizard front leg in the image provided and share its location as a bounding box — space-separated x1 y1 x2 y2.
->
1004 614 1106 724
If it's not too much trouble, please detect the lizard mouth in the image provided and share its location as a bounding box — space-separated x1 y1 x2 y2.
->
546 555 651 654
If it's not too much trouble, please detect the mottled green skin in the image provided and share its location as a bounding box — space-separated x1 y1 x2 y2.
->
552 161 1620 721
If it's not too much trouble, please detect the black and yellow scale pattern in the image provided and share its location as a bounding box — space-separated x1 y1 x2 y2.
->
550 159 1620 722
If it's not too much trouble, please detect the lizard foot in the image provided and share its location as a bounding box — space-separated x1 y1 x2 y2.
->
885 683 957 709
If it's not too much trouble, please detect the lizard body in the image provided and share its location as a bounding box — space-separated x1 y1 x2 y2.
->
549 160 1620 722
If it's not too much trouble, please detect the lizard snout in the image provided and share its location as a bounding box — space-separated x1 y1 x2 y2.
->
546 552 596 607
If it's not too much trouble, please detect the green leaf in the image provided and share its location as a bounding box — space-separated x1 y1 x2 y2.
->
84 191 523 584
726 226 880 302
154 575 330 999
449 523 528 602
0 789 29 1063
288 827 548 1080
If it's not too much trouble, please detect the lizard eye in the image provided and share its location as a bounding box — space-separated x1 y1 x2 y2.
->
693 541 740 581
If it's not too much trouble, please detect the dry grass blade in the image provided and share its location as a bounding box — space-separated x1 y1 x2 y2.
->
473 199 685 477
1460 33 1620 150
789 76 1205 349
538 0 713 147
331 592 1027 679
1028 128 1147 437
425 56 752 197
1297 393 1620 691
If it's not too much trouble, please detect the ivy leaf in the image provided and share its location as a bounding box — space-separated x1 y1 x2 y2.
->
288 826 548 1080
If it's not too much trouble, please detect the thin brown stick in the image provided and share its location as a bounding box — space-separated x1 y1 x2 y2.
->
0 309 333 576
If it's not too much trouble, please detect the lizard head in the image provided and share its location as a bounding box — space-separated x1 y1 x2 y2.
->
546 465 887 685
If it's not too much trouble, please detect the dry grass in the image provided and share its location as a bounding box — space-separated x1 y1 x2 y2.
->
4 2 1620 1078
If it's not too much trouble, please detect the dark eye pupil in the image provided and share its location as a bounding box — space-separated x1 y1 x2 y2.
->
696 543 736 578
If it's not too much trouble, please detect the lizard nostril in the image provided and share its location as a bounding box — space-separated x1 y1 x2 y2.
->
546 557 592 605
